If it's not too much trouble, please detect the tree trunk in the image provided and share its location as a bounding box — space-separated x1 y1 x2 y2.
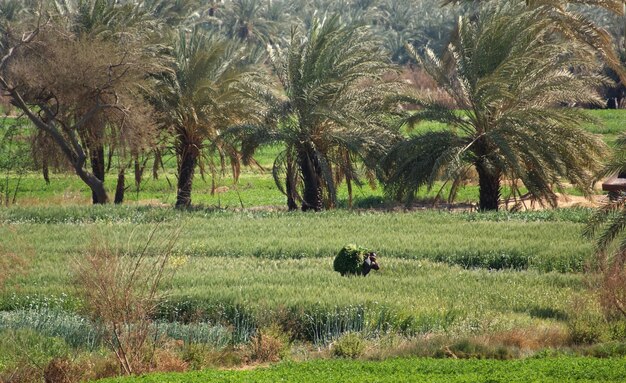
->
42 157 50 185
3 77 110 204
90 144 106 204
106 144 114 173
347 176 353 209
286 163 298 211
298 147 323 212
176 147 197 208
134 155 143 191
114 167 125 204
76 165 109 204
476 161 500 211
152 149 161 180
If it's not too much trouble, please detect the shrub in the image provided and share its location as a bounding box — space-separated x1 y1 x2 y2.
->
0 329 71 369
0 364 40 383
332 333 365 359
585 342 626 358
44 357 83 383
333 245 374 276
249 324 290 363
567 313 606 345
151 349 188 373
73 228 179 375
599 264 626 320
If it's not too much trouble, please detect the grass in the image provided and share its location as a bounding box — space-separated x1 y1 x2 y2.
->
583 110 626 146
95 357 626 383
159 257 582 339
0 207 594 271
0 206 600 343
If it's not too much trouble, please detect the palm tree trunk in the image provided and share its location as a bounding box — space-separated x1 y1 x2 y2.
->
347 176 353 209
176 146 197 208
284 151 298 211
476 162 500 211
286 167 298 211
90 144 106 204
42 157 50 185
298 147 323 212
114 167 125 204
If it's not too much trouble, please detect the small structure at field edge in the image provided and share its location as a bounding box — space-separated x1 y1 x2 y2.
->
602 173 626 200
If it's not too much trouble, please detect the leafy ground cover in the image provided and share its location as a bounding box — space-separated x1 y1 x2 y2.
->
95 357 626 383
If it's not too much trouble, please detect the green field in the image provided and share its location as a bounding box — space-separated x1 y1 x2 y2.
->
96 357 626 383
0 206 605 345
1 111 625 381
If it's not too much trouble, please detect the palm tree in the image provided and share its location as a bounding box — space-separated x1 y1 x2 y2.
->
216 0 292 44
442 0 626 83
231 17 401 211
374 0 459 63
383 1 608 211
149 27 265 208
585 133 626 319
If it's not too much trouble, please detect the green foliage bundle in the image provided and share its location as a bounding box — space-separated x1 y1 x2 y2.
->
333 244 371 276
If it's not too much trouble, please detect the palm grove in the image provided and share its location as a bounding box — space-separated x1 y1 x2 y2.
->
0 0 624 211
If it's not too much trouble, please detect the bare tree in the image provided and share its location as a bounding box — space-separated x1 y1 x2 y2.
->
73 227 179 375
0 13 157 204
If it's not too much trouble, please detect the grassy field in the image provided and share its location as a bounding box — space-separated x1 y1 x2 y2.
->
0 206 603 345
0 110 624 381
96 357 626 383
582 109 626 146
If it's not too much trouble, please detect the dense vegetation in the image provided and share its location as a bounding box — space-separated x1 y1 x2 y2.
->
0 110 623 208
97 357 626 383
2 207 626 377
1 0 626 382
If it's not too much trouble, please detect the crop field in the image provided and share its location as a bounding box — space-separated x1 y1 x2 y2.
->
0 111 625 381
0 208 594 339
3 0 626 381
97 357 626 383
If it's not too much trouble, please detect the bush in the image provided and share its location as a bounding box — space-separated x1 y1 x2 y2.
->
332 332 365 359
249 324 290 363
0 329 71 370
567 314 606 345
44 357 83 383
73 228 179 375
333 245 371 276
